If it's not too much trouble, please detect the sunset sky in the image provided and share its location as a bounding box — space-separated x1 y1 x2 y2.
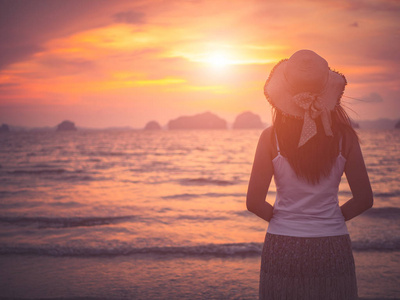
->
0 0 399 128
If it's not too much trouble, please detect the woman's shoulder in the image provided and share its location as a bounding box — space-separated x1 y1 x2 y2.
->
340 127 359 159
260 126 274 139
258 126 275 147
258 126 278 159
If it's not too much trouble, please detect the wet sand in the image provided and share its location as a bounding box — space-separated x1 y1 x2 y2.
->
1 251 399 299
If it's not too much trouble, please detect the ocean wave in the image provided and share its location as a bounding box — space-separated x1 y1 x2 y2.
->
83 151 146 157
179 178 236 186
1 240 398 257
162 192 246 200
0 215 136 228
175 214 228 221
7 168 68 175
0 189 30 196
234 210 253 217
352 239 400 252
60 175 96 181
0 201 44 209
0 243 262 257
49 201 84 207
0 213 237 228
362 207 400 219
373 191 400 198
5 168 106 182
32 163 56 168
85 158 102 162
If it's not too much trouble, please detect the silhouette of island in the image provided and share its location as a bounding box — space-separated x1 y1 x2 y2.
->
0 124 10 132
57 120 77 131
395 120 400 129
0 124 10 133
144 121 162 130
358 118 397 129
233 111 264 129
168 112 227 130
350 120 360 129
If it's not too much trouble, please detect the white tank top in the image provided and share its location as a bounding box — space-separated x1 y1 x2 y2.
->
267 134 348 237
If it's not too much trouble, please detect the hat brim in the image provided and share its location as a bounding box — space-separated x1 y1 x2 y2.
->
264 59 347 118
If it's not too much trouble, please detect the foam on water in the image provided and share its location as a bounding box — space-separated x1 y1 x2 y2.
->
0 215 136 228
1 239 399 258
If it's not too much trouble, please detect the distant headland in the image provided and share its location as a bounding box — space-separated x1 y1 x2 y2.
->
0 124 10 133
1 115 399 132
168 111 227 130
57 120 77 131
141 111 265 130
232 111 264 129
144 121 162 130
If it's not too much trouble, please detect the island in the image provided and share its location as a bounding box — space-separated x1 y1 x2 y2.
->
395 120 400 129
168 112 227 130
144 121 162 130
233 111 264 129
350 120 360 129
0 124 10 133
56 120 77 131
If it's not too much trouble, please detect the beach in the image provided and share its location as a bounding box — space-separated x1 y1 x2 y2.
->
1 252 399 299
0 129 399 299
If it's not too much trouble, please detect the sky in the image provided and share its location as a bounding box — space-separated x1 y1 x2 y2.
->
0 0 399 128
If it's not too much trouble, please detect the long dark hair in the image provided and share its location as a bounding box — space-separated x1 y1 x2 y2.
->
273 105 357 184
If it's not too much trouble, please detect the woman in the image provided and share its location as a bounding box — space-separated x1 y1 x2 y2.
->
246 50 373 300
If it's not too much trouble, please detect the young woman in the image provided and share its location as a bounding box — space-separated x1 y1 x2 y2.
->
246 50 373 300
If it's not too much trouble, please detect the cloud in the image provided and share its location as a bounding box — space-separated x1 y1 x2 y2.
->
0 82 20 89
362 92 384 103
0 0 122 70
38 57 97 75
113 10 145 24
345 0 400 12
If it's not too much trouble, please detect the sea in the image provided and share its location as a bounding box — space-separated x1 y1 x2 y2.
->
0 129 399 300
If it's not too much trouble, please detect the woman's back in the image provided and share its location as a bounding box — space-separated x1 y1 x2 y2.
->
268 130 348 237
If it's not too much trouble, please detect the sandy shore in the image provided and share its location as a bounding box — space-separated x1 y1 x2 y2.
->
0 251 399 299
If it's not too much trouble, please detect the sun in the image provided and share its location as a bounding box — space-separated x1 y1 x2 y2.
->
176 47 236 69
207 52 230 67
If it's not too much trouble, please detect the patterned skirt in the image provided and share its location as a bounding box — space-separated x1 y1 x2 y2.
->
259 233 358 300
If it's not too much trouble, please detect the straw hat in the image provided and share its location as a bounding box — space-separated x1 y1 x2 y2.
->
264 49 347 147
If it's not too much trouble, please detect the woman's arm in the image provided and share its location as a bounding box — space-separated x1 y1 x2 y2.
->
341 132 373 221
246 127 275 222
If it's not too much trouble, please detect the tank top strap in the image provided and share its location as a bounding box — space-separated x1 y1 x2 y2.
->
275 131 280 154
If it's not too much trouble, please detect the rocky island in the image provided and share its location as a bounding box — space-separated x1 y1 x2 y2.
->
0 124 10 133
144 121 162 130
350 120 360 129
168 112 227 130
56 120 77 131
233 111 264 129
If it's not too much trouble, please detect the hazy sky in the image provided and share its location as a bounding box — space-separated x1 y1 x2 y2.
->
0 0 399 128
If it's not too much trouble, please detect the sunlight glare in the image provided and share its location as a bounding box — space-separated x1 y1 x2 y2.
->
207 52 230 67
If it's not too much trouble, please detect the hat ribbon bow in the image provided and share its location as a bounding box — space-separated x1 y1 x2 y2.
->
293 92 333 147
